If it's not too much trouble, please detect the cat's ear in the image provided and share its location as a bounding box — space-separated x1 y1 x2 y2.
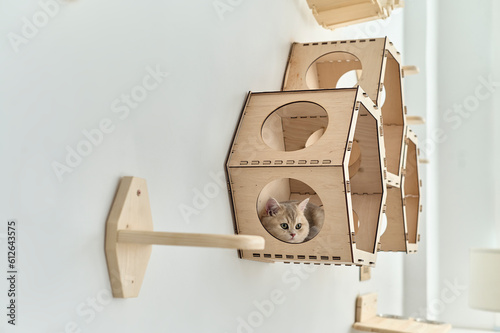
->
266 198 280 216
298 198 310 213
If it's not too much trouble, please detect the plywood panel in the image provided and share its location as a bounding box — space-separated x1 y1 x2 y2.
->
380 187 407 251
350 104 384 195
228 89 357 167
405 132 420 245
261 112 285 151
352 194 383 253
381 51 404 125
384 125 405 176
283 39 387 103
282 116 328 151
314 56 362 89
228 166 353 264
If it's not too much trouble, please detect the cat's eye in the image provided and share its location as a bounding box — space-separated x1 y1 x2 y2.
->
296 223 302 230
280 223 289 230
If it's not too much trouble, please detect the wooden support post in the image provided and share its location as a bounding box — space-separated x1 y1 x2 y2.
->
105 176 264 298
359 266 371 281
402 65 420 77
407 116 425 125
117 230 264 250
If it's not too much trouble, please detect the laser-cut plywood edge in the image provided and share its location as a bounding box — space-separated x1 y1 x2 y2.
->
105 176 265 298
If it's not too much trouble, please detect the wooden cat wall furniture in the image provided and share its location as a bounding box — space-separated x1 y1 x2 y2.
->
226 88 387 266
354 293 452 332
105 176 265 298
380 128 421 252
282 37 406 186
281 37 422 253
306 0 404 30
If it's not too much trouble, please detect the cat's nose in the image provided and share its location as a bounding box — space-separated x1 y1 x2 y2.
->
290 233 296 238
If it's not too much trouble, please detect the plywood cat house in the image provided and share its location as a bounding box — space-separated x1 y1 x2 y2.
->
226 88 387 266
282 37 406 185
379 128 421 253
306 0 404 30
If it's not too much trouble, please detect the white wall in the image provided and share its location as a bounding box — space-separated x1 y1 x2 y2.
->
434 0 498 329
0 1 407 332
402 0 433 318
401 0 500 328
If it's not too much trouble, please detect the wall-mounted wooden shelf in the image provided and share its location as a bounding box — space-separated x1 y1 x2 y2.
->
105 176 264 298
354 293 452 333
306 0 404 30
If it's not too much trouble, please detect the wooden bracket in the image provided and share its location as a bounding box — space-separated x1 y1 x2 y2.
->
105 176 265 298
360 266 371 281
407 116 426 125
402 65 420 77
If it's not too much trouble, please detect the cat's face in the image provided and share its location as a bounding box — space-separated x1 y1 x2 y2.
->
261 198 310 243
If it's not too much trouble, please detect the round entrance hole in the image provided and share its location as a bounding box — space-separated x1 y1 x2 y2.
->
257 178 325 244
353 211 387 236
305 52 363 89
261 102 328 152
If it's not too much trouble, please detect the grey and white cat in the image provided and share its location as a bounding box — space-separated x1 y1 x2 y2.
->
260 197 324 243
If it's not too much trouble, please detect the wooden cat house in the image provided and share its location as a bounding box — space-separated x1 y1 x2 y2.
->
225 88 387 266
380 128 421 253
282 37 406 185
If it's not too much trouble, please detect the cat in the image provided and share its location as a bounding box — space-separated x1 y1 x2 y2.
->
260 197 324 243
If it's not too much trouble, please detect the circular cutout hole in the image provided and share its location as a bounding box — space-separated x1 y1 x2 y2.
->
305 128 325 148
353 210 360 234
257 178 325 244
348 141 361 178
379 84 387 107
261 102 328 152
380 214 388 236
336 70 359 88
306 52 362 89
